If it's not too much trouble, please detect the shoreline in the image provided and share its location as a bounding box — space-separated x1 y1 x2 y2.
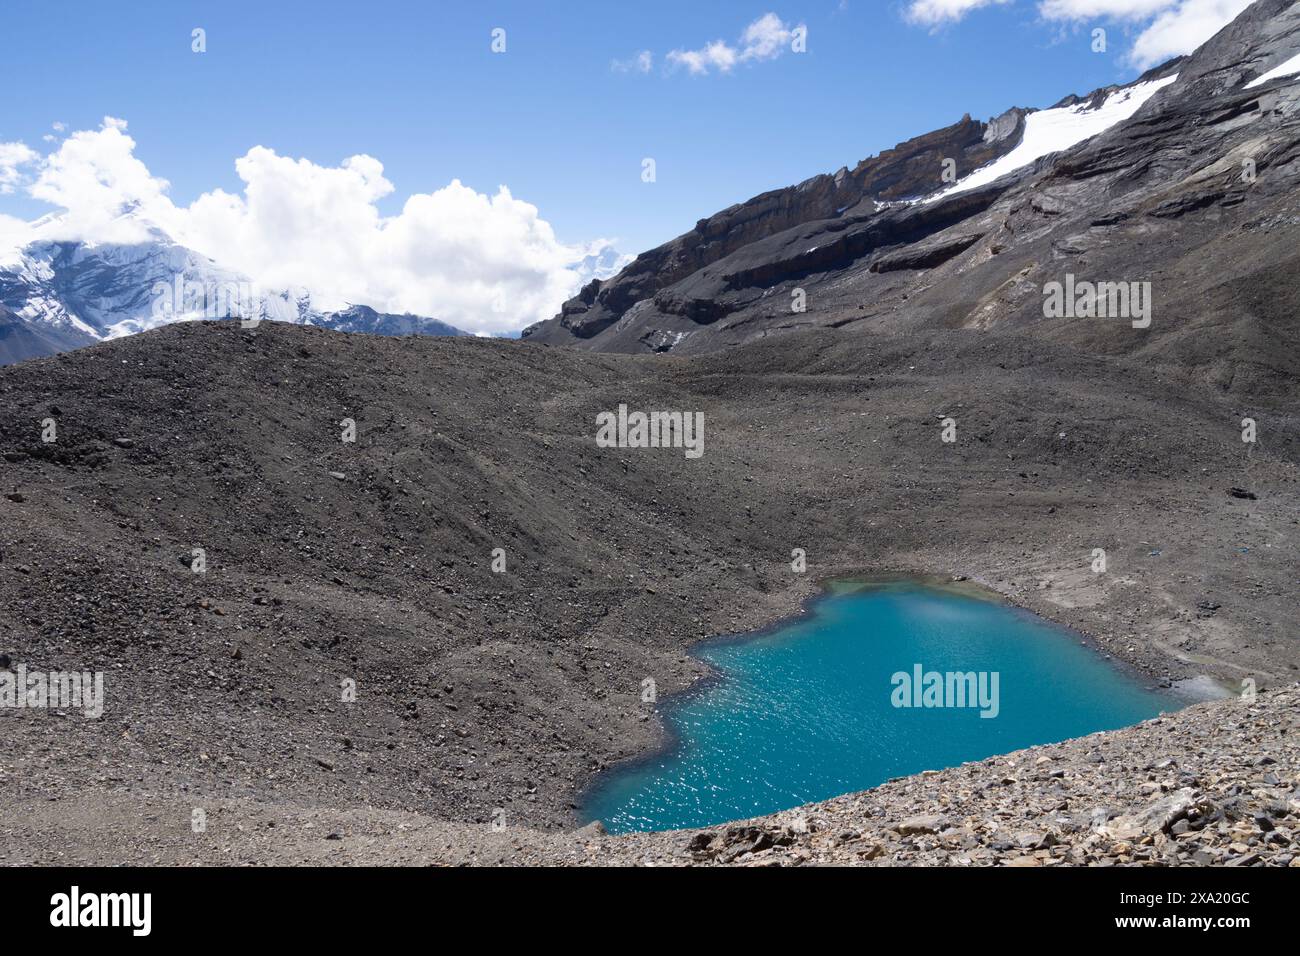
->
577 569 1221 834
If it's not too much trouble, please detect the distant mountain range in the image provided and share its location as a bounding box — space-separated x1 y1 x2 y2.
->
0 215 468 365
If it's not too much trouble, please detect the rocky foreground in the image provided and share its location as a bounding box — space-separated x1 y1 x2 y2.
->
634 686 1300 867
4 686 1295 866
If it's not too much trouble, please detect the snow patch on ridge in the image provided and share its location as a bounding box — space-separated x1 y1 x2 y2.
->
1245 51 1300 89
926 75 1179 204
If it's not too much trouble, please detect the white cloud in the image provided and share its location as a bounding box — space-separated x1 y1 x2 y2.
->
0 142 39 196
41 122 68 145
1037 0 1174 17
1039 0 1256 68
0 214 33 264
3 118 616 335
28 119 170 244
906 0 1013 26
738 12 799 60
906 0 1255 68
1127 0 1256 68
668 41 739 75
173 151 592 335
612 50 653 73
667 13 805 75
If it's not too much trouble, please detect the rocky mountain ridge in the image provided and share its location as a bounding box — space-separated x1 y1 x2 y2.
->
526 101 1035 342
525 0 1300 395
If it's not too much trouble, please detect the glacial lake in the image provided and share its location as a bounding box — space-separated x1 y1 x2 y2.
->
581 579 1184 834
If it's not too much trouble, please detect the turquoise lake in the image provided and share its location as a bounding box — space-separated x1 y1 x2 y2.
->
582 579 1184 834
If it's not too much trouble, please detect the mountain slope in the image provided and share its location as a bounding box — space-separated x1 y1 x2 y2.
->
0 319 1295 838
524 0 1300 399
0 301 86 363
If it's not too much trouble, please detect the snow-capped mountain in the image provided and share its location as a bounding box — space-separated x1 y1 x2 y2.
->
571 244 635 289
0 213 467 365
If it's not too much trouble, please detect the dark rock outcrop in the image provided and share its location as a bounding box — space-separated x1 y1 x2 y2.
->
526 109 1028 341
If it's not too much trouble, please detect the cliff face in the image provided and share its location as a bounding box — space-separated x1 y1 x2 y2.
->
525 0 1300 397
531 109 1029 342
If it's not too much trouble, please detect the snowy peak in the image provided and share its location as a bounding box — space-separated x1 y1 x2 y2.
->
315 304 467 338
0 217 468 365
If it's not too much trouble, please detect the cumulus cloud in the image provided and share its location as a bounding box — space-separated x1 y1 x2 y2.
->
739 12 801 60
1125 0 1256 68
1037 0 1174 16
28 119 170 244
173 150 593 335
905 0 1255 67
0 142 39 195
668 41 739 75
0 214 33 264
906 0 1013 26
2 118 619 335
666 12 806 75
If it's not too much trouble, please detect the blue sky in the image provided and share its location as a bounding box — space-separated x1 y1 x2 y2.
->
0 0 1251 331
